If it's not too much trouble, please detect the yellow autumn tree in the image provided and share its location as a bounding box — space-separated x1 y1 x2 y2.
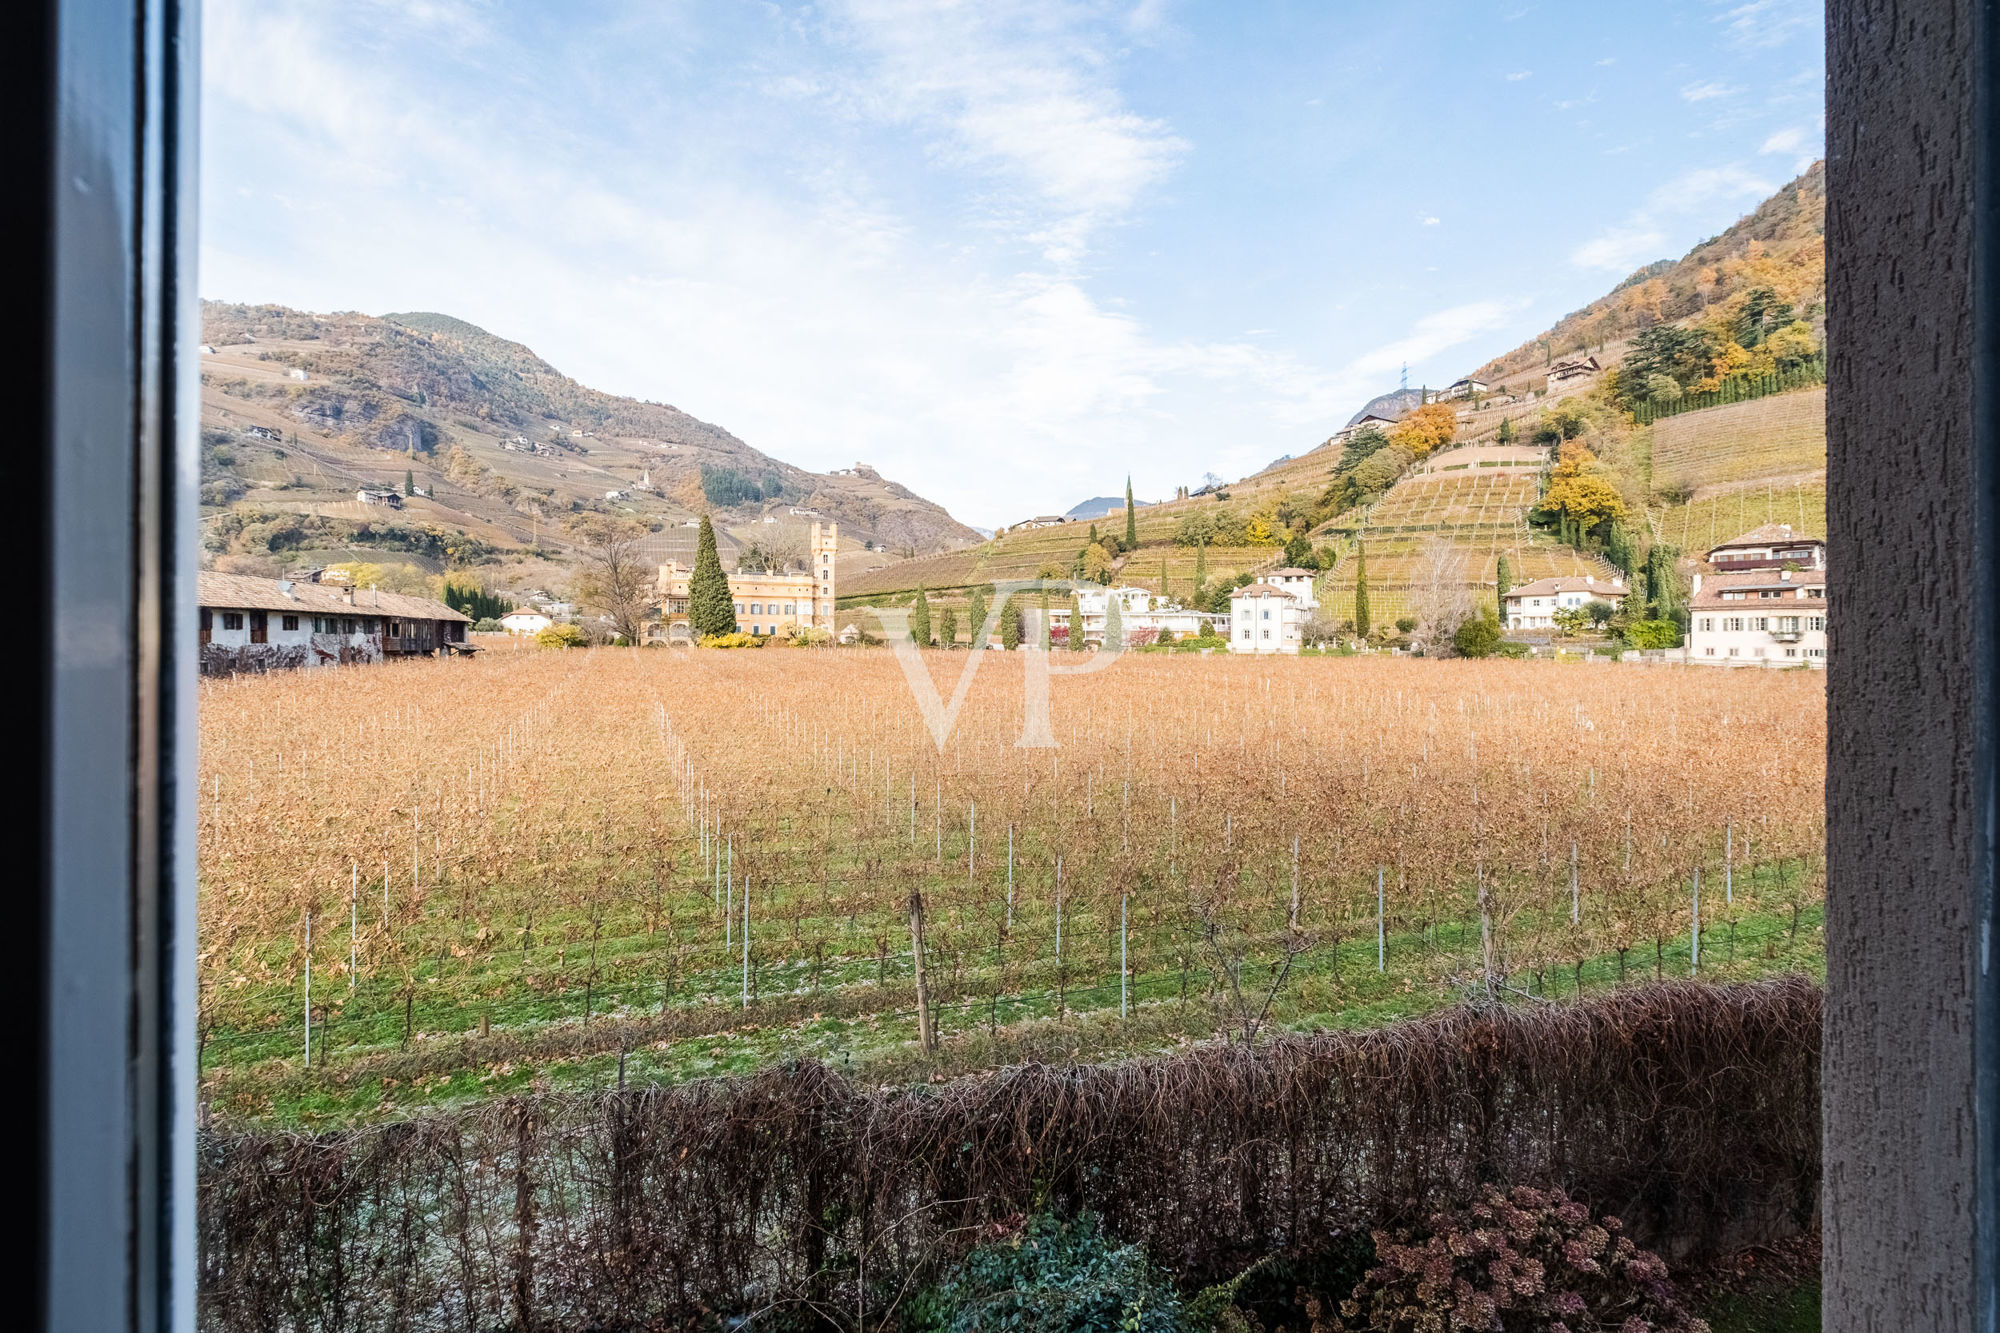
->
1389 402 1458 459
1539 441 1627 533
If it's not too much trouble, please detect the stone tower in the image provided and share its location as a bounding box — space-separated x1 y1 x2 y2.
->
810 520 838 629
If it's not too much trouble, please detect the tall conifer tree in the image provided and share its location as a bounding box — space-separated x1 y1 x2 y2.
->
1124 476 1138 548
1066 592 1084 651
1104 590 1123 650
688 514 737 637
910 586 933 646
968 586 990 647
1353 540 1372 638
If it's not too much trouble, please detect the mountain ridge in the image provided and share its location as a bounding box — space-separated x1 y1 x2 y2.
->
197 302 983 583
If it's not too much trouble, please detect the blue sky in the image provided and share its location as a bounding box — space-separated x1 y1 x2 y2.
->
202 0 1823 528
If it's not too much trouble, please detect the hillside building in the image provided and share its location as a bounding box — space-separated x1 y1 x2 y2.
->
1441 377 1490 400
1501 575 1627 630
1256 567 1320 609
1703 522 1826 572
355 488 402 508
1228 584 1306 654
649 521 838 642
498 608 553 635
1009 515 1069 530
1687 568 1828 666
197 571 470 676
1545 356 1601 392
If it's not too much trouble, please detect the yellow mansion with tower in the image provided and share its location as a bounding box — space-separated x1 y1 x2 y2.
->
648 520 838 642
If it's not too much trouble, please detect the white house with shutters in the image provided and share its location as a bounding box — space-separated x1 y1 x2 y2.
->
1256 567 1320 610
1687 568 1828 666
1501 575 1627 630
1228 584 1305 653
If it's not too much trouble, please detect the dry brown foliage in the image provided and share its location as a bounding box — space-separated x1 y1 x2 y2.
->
197 978 1820 1331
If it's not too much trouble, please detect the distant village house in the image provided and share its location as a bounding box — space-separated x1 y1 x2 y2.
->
1502 575 1627 630
498 608 554 636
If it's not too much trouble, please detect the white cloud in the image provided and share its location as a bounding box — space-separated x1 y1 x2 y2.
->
1760 126 1806 154
1713 0 1817 51
824 0 1188 267
1570 163 1774 272
206 0 1484 528
1595 57 1617 67
1680 80 1737 102
1506 70 1532 81
1418 214 1441 226
1572 226 1669 274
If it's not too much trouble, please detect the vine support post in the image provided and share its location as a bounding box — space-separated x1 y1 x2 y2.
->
1120 892 1129 1018
908 890 934 1053
1691 869 1701 975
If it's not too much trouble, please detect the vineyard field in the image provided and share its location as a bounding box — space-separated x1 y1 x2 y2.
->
1649 386 1826 493
198 647 1825 1124
1652 478 1828 556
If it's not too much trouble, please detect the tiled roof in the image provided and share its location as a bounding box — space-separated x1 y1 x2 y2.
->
1231 584 1297 599
1690 570 1828 610
1503 576 1626 600
197 571 470 622
1711 523 1823 549
1263 567 1317 577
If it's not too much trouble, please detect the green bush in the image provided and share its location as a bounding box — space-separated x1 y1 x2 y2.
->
908 1213 1188 1333
699 631 763 649
534 623 585 649
471 617 504 632
1623 618 1684 649
1453 613 1502 659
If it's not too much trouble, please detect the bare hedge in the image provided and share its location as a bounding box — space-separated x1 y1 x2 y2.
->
198 977 1821 1331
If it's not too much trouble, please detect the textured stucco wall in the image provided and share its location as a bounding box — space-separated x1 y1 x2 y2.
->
1825 1 1977 1328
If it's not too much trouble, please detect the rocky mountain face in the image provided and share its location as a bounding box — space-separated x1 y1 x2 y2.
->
198 303 983 555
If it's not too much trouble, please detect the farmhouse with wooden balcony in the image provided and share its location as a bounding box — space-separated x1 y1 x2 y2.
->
197 571 471 676
1501 575 1626 630
1702 522 1826 572
1687 567 1828 666
1545 355 1601 392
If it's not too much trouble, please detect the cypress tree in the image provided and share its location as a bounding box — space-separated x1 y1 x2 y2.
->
687 514 737 637
1066 592 1084 651
1496 552 1513 606
1160 557 1170 605
1038 590 1051 650
1353 540 1371 638
1645 544 1682 621
938 605 958 648
1124 476 1138 549
403 468 415 497
968 586 990 647
1105 590 1123 649
1000 595 1021 650
911 586 933 646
